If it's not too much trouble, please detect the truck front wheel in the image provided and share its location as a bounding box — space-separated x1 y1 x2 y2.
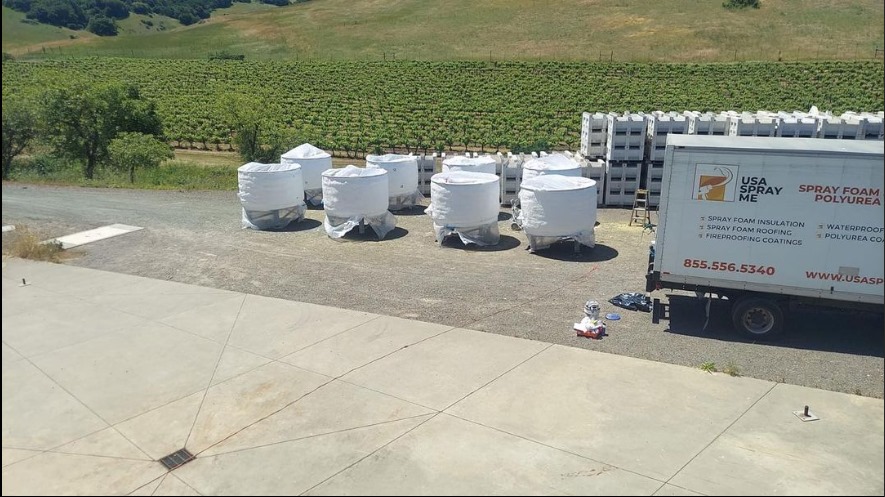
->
731 296 784 339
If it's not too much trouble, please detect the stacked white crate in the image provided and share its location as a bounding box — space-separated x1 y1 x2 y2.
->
416 153 438 196
728 111 777 137
646 111 687 162
862 115 884 140
645 112 687 208
687 111 732 136
605 113 647 162
776 112 819 138
604 161 642 207
604 113 646 206
580 158 606 207
580 112 608 158
499 152 523 206
842 112 885 141
817 115 865 140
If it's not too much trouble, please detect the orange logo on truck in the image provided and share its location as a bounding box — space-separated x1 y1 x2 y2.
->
694 164 738 202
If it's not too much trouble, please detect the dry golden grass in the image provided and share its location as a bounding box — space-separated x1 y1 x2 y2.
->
5 0 882 62
3 227 64 263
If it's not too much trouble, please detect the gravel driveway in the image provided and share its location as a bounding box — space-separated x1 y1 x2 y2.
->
3 183 882 398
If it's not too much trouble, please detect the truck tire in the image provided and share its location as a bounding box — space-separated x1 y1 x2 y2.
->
731 296 784 339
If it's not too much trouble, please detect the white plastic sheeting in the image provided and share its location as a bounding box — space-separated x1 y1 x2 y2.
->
366 154 424 210
517 175 597 252
521 153 582 183
441 155 497 175
322 165 396 239
281 143 332 205
426 171 500 246
238 162 306 230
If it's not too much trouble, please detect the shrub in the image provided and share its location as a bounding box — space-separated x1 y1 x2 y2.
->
723 0 760 9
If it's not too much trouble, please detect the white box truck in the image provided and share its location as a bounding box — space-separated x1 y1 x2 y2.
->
646 135 884 338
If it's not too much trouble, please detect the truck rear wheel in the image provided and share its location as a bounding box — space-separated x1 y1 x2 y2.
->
731 296 784 339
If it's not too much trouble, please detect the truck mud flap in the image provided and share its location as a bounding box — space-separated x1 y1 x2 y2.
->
652 298 669 324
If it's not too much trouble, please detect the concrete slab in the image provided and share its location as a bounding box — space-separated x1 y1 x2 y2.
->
2 359 108 451
186 361 331 454
210 346 272 386
2 259 235 299
1 449 40 468
154 474 201 496
281 315 454 377
670 383 885 495
127 475 164 496
2 297 148 357
0 284 68 321
3 260 883 495
307 413 662 496
114 391 204 461
0 451 165 495
227 295 377 359
84 290 245 322
1 342 24 364
50 223 143 250
175 416 432 495
446 344 774 481
343 328 549 410
55 427 151 461
159 294 247 343
652 483 705 496
30 321 223 424
203 379 434 456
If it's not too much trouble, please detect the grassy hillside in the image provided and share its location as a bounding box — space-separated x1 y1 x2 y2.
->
1 7 93 53
4 0 884 62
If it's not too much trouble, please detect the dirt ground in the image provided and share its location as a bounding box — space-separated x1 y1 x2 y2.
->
2 183 883 398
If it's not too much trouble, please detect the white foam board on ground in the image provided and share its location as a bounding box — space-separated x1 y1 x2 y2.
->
50 224 143 249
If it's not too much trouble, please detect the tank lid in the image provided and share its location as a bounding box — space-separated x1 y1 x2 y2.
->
238 162 301 173
322 165 387 178
523 153 580 171
366 154 415 164
431 171 499 185
282 143 331 159
521 175 596 192
442 155 496 166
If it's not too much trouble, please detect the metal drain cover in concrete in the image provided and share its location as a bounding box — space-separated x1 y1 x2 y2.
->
159 448 195 470
49 224 143 249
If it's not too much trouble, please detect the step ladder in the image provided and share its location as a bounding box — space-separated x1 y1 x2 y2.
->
629 189 651 227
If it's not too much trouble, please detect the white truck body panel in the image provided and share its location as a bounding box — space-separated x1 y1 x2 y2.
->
655 136 884 305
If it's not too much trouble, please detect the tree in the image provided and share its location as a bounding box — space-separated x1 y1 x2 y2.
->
41 82 163 179
108 132 173 183
1 99 38 180
86 15 117 36
223 94 285 163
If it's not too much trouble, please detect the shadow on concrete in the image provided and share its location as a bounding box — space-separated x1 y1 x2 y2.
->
530 242 619 263
440 234 521 252
391 205 429 216
663 294 884 357
340 226 410 242
273 218 323 232
497 211 513 222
